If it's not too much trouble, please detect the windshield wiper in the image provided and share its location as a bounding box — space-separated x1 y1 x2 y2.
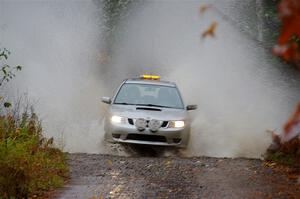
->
114 102 135 105
135 103 173 108
115 103 174 109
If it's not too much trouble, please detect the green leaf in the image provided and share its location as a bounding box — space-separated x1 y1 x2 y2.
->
4 102 12 108
2 67 7 75
16 65 22 71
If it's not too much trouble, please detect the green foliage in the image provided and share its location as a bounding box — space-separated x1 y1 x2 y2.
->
102 0 134 54
0 108 69 198
103 0 133 30
0 47 23 111
262 0 281 44
0 47 22 87
3 102 11 108
266 138 300 168
265 151 295 167
0 48 10 60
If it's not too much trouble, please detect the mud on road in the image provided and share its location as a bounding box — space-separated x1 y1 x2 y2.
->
53 145 300 199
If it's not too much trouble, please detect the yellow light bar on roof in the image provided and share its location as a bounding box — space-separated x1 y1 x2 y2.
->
140 74 160 80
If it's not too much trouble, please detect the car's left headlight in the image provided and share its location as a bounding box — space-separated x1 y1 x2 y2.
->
168 120 185 128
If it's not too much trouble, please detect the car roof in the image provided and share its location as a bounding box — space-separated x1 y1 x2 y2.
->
125 78 176 87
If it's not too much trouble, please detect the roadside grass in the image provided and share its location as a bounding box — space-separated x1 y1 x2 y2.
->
0 107 69 198
265 138 300 168
266 151 299 168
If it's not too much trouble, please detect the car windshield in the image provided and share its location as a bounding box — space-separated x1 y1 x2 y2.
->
114 83 184 109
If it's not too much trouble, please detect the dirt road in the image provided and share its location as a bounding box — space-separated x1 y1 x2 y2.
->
53 147 300 199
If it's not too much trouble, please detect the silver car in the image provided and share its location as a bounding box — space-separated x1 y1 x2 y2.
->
101 75 197 148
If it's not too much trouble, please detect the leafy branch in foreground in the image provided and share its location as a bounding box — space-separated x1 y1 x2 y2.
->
0 48 22 87
0 47 23 109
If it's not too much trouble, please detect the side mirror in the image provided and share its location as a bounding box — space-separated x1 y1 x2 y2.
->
186 105 197 111
101 97 111 104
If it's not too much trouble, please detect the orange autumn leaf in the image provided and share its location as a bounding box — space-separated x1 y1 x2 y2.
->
278 0 300 45
274 0 300 62
273 42 300 61
202 21 217 38
284 102 300 135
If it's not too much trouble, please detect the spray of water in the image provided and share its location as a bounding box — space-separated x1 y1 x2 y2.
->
106 1 300 158
1 1 111 154
1 0 299 158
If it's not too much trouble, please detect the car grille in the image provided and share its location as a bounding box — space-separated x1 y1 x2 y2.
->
126 134 167 142
127 118 169 128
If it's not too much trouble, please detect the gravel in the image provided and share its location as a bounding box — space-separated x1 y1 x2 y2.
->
53 145 300 199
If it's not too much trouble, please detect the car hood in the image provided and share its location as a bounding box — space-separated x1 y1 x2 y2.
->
109 104 187 121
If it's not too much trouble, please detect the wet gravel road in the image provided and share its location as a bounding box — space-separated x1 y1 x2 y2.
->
53 147 300 199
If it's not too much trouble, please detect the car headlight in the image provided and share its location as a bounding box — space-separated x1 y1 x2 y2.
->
111 115 126 124
169 120 185 128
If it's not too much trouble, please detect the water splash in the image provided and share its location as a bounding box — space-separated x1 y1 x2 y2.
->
1 0 299 158
105 1 300 158
1 1 109 153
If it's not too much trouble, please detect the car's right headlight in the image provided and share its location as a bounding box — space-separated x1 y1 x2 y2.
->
111 115 126 124
168 120 185 128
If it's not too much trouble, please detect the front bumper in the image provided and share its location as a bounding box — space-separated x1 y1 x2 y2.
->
105 122 190 147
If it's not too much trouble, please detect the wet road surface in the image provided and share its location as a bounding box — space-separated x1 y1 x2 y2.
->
53 146 300 199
